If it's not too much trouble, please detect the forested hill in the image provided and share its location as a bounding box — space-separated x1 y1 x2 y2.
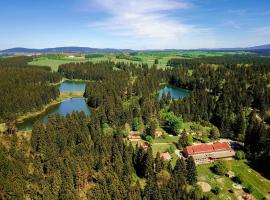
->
0 56 61 122
0 47 134 54
59 58 270 177
0 55 270 198
1 43 270 54
0 61 202 199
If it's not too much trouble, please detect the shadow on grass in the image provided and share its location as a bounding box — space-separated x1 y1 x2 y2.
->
246 160 270 180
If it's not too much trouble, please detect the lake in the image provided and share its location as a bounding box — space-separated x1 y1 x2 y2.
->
17 81 90 131
59 81 86 92
159 84 190 99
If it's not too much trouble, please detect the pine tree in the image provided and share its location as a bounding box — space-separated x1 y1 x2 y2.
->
209 127 220 141
186 156 197 185
178 129 189 149
155 152 164 173
144 148 154 178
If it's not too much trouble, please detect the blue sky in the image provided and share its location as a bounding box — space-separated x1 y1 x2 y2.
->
0 0 270 49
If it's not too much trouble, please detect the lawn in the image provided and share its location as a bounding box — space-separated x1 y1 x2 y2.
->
0 123 6 132
29 57 84 71
152 135 179 144
151 143 172 156
197 160 270 200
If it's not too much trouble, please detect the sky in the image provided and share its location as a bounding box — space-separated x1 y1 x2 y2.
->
0 0 270 50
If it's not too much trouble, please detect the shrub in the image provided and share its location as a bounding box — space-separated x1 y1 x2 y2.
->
188 134 193 146
121 130 129 138
245 185 254 194
190 123 202 132
201 136 210 143
162 134 169 140
209 127 220 140
228 189 234 193
132 117 140 131
102 123 110 129
160 111 183 135
157 170 171 187
211 186 221 195
85 54 104 59
166 145 176 154
145 135 153 143
235 151 245 160
212 161 229 175
232 175 242 184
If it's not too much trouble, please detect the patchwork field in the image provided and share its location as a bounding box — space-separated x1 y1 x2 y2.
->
27 51 247 71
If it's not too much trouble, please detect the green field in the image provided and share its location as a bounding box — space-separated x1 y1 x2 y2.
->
28 51 247 71
151 143 172 156
29 57 84 71
152 135 179 144
197 160 270 200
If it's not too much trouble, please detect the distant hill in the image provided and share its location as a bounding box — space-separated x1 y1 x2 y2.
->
247 44 270 50
245 44 270 56
0 44 270 54
0 47 134 54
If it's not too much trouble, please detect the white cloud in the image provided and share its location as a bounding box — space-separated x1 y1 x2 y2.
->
84 0 214 49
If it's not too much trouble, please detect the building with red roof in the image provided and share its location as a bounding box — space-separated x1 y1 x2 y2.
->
127 135 141 141
184 142 235 164
160 152 171 161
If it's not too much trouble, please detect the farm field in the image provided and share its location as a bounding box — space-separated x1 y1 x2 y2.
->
27 50 247 71
197 160 270 200
29 57 84 71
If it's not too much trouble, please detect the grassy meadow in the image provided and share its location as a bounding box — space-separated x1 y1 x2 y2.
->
29 57 84 71
197 160 270 200
27 51 247 71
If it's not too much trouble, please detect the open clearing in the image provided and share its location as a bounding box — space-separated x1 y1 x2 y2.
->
197 160 270 200
198 182 211 192
28 51 247 71
29 57 84 71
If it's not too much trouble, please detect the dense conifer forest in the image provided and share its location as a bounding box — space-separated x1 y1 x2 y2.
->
0 55 270 198
0 56 61 121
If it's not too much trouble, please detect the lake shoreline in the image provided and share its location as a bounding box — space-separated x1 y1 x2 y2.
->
17 80 90 131
16 91 84 124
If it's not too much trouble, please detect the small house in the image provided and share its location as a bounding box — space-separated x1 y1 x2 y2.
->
136 141 150 150
154 130 164 138
160 152 171 161
127 135 141 141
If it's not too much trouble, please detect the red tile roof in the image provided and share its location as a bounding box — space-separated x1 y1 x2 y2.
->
160 152 171 161
212 142 231 151
185 142 231 155
127 135 141 140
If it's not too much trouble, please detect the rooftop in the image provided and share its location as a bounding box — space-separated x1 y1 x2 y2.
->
185 142 231 155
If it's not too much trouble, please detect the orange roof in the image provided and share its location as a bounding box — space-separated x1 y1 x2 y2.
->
127 135 141 140
213 142 231 151
185 142 231 155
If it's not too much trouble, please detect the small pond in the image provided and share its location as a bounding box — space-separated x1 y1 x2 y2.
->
159 84 190 99
59 81 86 92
